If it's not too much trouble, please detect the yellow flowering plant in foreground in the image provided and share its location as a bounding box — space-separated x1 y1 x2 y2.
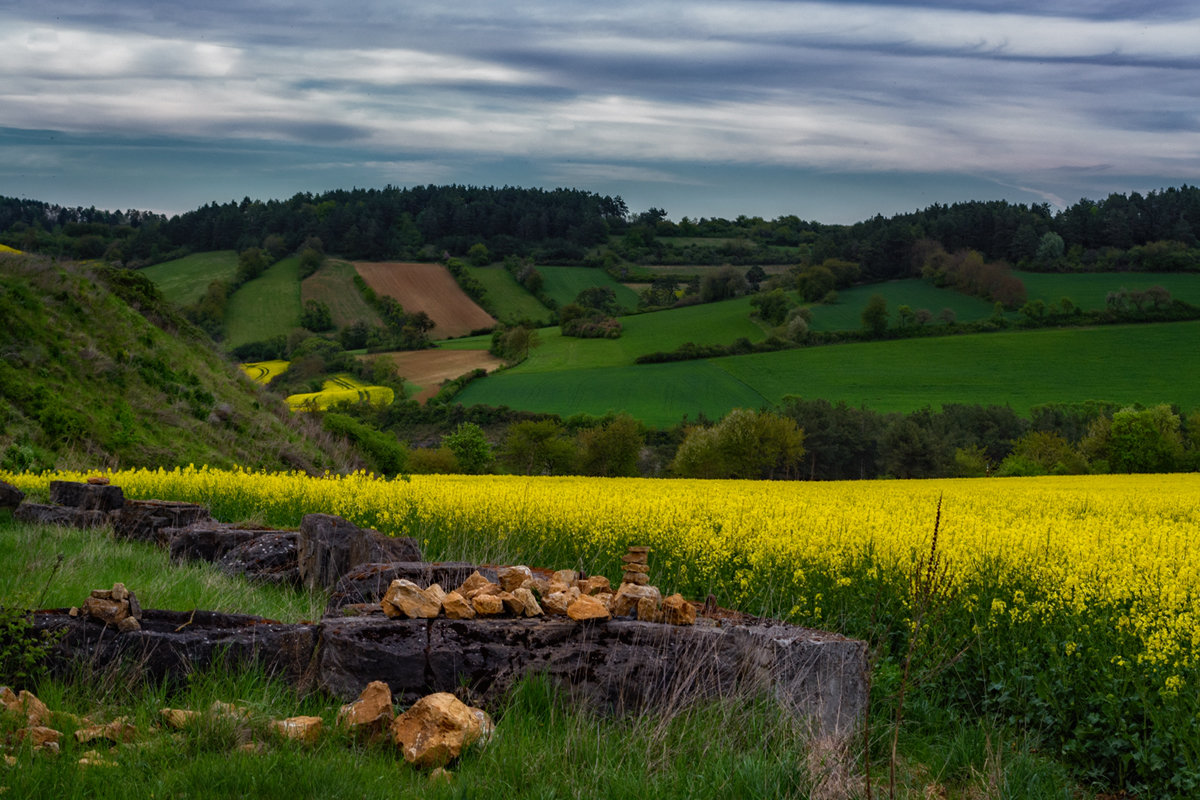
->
6 467 1199 793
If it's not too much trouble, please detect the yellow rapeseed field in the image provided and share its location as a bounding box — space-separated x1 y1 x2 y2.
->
284 374 395 411
239 360 290 385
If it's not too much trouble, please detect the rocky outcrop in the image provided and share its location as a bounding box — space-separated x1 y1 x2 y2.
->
111 499 212 543
217 532 300 586
14 503 109 529
168 526 265 564
297 514 421 592
390 692 493 768
0 480 24 510
49 480 125 512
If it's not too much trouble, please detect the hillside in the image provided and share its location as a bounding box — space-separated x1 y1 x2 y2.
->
355 261 496 339
0 252 359 473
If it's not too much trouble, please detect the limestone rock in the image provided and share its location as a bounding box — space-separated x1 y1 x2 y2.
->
75 717 137 744
326 562 486 612
86 475 110 485
611 583 662 617
472 593 504 617
496 565 532 593
270 715 323 744
552 569 578 586
576 576 612 595
541 591 571 616
456 571 500 600
621 571 650 586
160 708 200 729
382 579 443 619
1 689 50 726
110 583 129 602
390 693 493 769
209 701 251 722
117 617 141 633
77 750 118 768
441 591 476 620
336 680 394 735
661 594 696 626
498 591 522 615
637 597 663 623
82 596 130 625
567 594 611 622
512 587 543 617
29 726 62 750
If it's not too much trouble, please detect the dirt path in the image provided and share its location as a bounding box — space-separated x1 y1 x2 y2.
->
354 262 496 339
372 349 506 403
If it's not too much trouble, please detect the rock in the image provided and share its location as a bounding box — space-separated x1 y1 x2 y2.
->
49 480 124 511
456 571 499 600
496 566 532 593
270 715 323 744
637 597 663 623
552 569 578 586
541 591 571 616
110 583 129 602
428 766 453 784
1 689 51 726
81 596 129 625
567 595 611 622
336 680 394 735
209 701 251 722
611 583 662 617
498 591 522 615
14 503 109 529
576 576 612 595
168 526 262 564
326 562 486 612
512 587 543 617
29 726 62 750
117 617 141 633
382 580 443 619
111 499 212 543
297 514 421 592
622 571 650 586
390 693 493 769
471 594 504 617
441 591 475 620
4 754 17 766
86 476 110 485
77 750 118 768
661 594 696 626
0 480 24 509
75 717 137 744
160 708 200 729
217 532 299 586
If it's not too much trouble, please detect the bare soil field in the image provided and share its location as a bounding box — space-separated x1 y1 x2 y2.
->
354 262 496 339
373 348 506 403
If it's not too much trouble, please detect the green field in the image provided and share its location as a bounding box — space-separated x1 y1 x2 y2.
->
301 259 382 329
457 320 1200 427
1017 271 1200 309
141 251 238 306
465 264 552 324
807 279 1000 331
224 256 302 348
538 266 642 311
440 295 768 372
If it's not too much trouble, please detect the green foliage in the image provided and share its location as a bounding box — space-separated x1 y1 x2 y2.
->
795 264 836 302
500 419 577 475
672 408 804 479
300 299 333 332
861 293 889 335
575 413 644 477
443 422 493 474
1106 404 1183 473
749 288 792 325
699 265 748 302
322 412 408 475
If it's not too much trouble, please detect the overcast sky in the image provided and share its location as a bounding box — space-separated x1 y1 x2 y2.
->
1 1 1197 224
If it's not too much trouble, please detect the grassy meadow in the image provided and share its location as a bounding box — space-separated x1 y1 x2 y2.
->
301 259 383 329
538 266 642 311
1017 270 1200 309
224 256 302 349
464 264 552 324
458 320 1200 425
806 279 1000 331
140 251 238 306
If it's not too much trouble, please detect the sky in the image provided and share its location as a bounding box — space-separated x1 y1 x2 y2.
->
1 1 1198 225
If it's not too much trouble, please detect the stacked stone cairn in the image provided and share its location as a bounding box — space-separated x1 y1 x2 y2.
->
68 582 144 632
379 546 696 626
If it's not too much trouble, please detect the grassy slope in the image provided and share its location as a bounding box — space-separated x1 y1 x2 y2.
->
0 254 355 473
465 264 552 324
538 266 642 311
458 320 1200 426
807 279 1000 331
1017 270 1200 309
224 256 302 348
301 259 382 329
141 251 238 306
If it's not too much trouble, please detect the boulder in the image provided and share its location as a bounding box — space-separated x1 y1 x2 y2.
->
49 480 124 511
496 566 532 593
512 587 543 617
336 680 394 736
390 692 493 769
441 592 475 620
326 562 486 613
297 514 421 592
160 708 201 729
455 571 499 600
0 480 24 510
611 583 661 617
217 533 299 585
28 726 62 751
567 595 611 622
661 594 697 626
471 594 504 617
168 526 264 564
576 576 612 596
110 499 212 543
1 688 50 726
14 503 109 529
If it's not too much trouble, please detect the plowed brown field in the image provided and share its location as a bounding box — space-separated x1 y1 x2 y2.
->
373 349 506 403
354 262 496 339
